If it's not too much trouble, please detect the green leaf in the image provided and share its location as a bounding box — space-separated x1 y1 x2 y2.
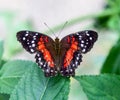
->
0 41 4 61
0 41 4 71
108 15 120 32
53 77 70 100
94 0 120 30
101 39 120 74
0 93 9 100
10 64 70 100
0 60 34 94
74 74 120 100
0 60 6 70
106 0 120 9
94 15 111 30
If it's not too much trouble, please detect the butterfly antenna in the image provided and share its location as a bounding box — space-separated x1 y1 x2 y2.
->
57 21 68 37
44 22 57 38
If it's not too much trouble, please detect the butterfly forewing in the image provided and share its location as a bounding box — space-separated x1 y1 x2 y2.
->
17 31 41 53
17 30 58 77
75 30 98 53
60 30 98 77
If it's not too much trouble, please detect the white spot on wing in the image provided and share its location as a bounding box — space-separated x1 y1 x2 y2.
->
33 37 36 40
76 33 79 35
38 58 41 61
73 64 75 67
81 44 84 47
40 62 43 65
37 54 40 56
75 61 78 65
33 35 36 38
76 57 79 60
86 33 90 36
25 33 28 36
86 30 90 36
51 70 53 72
79 37 81 40
46 69 49 73
77 53 80 56
32 44 35 47
43 64 46 67
55 71 57 73
66 70 69 72
89 37 92 40
36 33 38 35
86 31 90 36
82 49 86 52
70 69 73 72
29 45 32 48
31 41 35 43
79 35 82 38
23 37 26 40
30 49 34 52
81 40 84 43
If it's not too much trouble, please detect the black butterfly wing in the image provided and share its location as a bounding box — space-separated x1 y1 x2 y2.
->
60 30 98 77
17 31 41 53
17 30 58 77
74 30 98 53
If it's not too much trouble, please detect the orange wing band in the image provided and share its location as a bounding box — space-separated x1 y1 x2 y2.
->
37 37 54 67
64 41 78 68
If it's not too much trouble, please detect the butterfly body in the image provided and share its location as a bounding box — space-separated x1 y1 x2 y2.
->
17 30 98 77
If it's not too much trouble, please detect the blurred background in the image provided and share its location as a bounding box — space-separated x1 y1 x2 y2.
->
0 0 119 100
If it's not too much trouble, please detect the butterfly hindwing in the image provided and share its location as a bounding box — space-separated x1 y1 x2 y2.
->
17 30 58 77
35 51 57 77
60 30 98 77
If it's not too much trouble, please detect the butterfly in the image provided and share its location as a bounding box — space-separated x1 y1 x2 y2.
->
17 30 98 77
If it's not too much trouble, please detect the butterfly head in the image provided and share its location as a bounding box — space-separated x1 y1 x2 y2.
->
55 37 60 43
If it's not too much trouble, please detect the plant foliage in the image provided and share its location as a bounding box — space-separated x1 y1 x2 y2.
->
0 0 120 99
